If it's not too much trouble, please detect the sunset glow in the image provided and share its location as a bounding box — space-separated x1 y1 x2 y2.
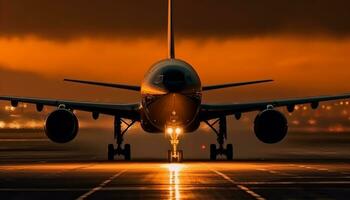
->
1 0 350 135
0 37 350 92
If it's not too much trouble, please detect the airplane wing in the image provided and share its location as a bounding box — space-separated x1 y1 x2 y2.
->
0 96 140 120
64 79 140 91
200 93 350 120
202 79 273 91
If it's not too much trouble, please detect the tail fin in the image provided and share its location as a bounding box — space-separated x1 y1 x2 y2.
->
168 0 175 59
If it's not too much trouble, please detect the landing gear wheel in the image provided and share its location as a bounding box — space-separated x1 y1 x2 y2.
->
210 144 217 161
124 144 131 161
108 144 114 161
226 144 233 160
167 150 183 163
206 117 234 161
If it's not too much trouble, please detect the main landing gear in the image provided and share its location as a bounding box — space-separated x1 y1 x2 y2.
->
166 127 183 163
205 116 233 161
108 116 136 161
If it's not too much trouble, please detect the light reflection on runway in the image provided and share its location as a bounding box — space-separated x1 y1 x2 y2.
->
0 162 350 199
166 164 183 200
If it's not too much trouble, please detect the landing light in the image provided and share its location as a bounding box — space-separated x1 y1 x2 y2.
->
166 127 182 135
175 127 182 135
167 127 174 135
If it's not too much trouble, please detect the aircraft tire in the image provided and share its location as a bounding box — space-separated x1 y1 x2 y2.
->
226 144 233 160
124 144 131 161
108 144 114 161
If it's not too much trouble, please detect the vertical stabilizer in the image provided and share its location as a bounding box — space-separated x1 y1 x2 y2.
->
168 0 175 59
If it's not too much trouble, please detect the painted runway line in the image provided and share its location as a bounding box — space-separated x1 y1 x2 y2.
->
76 169 127 200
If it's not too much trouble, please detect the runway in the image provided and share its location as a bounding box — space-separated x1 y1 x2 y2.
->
1 161 350 200
0 130 350 199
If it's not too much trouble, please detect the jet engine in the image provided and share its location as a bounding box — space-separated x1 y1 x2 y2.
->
45 108 79 143
254 108 288 144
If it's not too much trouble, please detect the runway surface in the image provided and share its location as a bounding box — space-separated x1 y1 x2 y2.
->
1 131 350 199
1 161 350 200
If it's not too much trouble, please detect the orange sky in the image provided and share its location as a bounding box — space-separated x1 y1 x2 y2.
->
1 0 350 102
1 0 350 134
0 36 349 100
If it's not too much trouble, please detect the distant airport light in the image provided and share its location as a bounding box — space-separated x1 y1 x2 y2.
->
0 121 5 128
308 119 317 125
341 110 348 115
291 120 300 125
8 122 21 129
5 106 16 111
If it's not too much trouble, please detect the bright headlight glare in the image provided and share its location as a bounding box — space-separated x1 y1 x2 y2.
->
166 127 174 135
175 127 182 135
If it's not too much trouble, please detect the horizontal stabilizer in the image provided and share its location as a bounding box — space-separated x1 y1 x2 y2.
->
64 79 140 91
202 79 273 91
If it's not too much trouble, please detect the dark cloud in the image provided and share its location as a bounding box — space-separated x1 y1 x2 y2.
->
0 66 139 102
1 0 350 40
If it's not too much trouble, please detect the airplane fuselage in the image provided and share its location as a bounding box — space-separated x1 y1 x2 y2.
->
140 59 202 133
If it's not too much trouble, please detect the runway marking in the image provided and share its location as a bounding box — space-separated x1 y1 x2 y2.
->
289 164 350 176
235 181 350 185
257 168 293 176
211 169 266 200
2 180 350 193
293 164 335 173
76 169 127 200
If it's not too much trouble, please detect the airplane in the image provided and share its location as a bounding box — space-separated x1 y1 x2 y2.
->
1 0 350 162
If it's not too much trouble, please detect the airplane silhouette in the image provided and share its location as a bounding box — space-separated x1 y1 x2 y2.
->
1 0 349 162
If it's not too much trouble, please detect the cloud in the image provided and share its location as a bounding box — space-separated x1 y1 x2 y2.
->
1 0 350 40
1 36 350 99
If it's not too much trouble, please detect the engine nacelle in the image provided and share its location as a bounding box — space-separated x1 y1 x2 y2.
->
254 109 288 144
45 109 79 143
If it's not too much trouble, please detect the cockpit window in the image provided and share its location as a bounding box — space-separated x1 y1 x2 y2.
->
185 75 192 83
153 74 164 85
163 69 185 82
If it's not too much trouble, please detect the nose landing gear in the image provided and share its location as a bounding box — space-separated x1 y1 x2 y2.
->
205 116 234 161
166 127 183 163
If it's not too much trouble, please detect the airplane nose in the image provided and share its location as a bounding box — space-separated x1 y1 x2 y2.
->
163 69 186 92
